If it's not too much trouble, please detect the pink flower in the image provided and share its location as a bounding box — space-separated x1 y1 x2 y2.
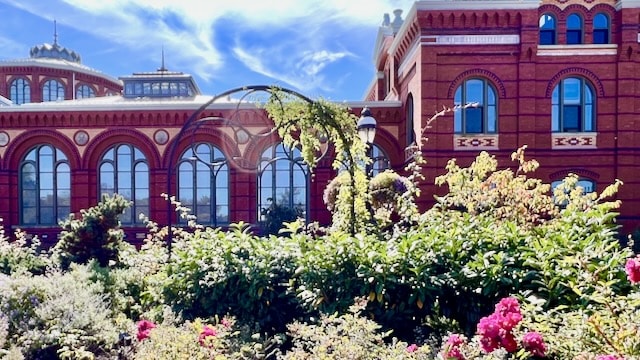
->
477 297 523 354
406 344 419 353
596 355 623 360
522 331 546 357
442 334 466 360
136 320 156 341
198 325 217 346
500 332 518 353
221 318 231 328
625 256 640 284
495 297 522 331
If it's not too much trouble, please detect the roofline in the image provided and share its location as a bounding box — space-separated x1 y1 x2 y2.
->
389 0 540 55
0 59 122 85
0 98 401 113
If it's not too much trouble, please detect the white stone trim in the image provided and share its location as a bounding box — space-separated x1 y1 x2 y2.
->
537 44 618 56
422 34 520 45
397 40 420 79
617 0 640 10
415 0 540 11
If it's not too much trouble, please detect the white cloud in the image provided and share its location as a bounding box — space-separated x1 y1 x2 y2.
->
0 0 414 95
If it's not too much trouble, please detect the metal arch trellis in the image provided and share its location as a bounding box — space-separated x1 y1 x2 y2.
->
165 85 361 252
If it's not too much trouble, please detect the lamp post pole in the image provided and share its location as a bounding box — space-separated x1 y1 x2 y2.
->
357 107 377 178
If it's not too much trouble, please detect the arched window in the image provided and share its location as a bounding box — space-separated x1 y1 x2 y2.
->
370 144 390 177
566 14 583 45
539 14 556 45
42 79 65 102
454 78 497 134
258 143 308 220
551 178 595 193
552 77 595 132
20 145 71 225
406 94 415 146
593 13 610 44
10 78 31 104
177 143 229 225
76 84 96 99
99 144 149 224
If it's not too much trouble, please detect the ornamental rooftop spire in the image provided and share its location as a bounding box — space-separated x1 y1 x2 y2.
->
29 20 82 63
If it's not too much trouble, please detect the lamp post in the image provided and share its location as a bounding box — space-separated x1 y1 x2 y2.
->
357 107 377 177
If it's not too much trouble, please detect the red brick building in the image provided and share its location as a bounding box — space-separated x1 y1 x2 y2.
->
367 0 640 231
1 0 640 243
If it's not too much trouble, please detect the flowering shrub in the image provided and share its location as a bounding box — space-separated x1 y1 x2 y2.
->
133 318 237 360
280 299 433 359
0 224 49 275
0 263 126 359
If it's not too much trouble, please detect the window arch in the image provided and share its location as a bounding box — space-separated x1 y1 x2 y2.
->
177 143 229 225
258 143 309 220
453 78 497 134
566 13 583 45
539 14 556 45
76 84 96 99
20 145 71 225
370 144 390 177
42 79 65 102
593 13 610 44
99 144 149 224
406 94 415 146
10 78 31 104
552 77 595 132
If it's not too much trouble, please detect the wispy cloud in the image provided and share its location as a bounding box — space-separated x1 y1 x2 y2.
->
0 0 414 98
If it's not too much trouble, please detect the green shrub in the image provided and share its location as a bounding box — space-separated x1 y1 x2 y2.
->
0 226 49 275
280 299 432 359
0 264 127 359
54 193 131 269
163 223 304 332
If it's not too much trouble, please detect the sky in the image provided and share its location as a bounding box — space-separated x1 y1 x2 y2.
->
0 0 415 101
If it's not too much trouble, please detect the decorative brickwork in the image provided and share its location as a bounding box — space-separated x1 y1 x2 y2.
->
551 133 597 149
454 135 499 151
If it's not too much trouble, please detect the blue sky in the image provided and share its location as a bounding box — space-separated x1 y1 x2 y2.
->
0 0 414 101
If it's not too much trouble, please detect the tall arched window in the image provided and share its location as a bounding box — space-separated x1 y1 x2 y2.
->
552 77 595 132
178 143 229 225
370 144 390 177
593 13 610 44
566 13 583 45
10 78 31 104
99 144 149 224
76 84 96 99
42 79 65 102
539 14 556 45
258 143 308 220
454 78 497 134
20 145 71 225
406 94 415 146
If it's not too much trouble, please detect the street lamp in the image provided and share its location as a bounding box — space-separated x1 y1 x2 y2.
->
357 107 377 177
357 107 377 145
